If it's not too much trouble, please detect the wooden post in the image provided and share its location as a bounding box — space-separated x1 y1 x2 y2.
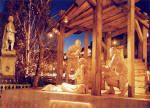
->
143 26 148 70
127 0 135 97
56 24 64 84
84 32 89 58
106 32 112 61
91 0 103 96
138 42 143 58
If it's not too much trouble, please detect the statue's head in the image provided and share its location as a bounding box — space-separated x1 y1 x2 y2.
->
75 40 81 47
8 16 14 22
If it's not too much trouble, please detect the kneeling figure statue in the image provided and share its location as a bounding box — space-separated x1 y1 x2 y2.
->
102 47 128 96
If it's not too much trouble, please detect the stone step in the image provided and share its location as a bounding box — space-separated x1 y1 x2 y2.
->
135 71 146 76
135 81 145 88
135 76 145 81
134 65 145 70
135 88 145 94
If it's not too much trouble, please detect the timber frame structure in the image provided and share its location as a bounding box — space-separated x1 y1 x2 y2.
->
56 0 149 97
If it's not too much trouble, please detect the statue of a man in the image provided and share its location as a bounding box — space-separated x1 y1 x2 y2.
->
2 16 16 51
66 40 82 82
102 47 128 96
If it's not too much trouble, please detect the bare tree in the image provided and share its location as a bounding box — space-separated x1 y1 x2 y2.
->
5 0 57 86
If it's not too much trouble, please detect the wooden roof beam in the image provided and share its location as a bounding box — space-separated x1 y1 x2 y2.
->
69 6 122 28
135 19 143 42
69 1 91 20
69 5 117 27
108 27 127 37
87 0 96 8
135 15 149 29
64 29 79 38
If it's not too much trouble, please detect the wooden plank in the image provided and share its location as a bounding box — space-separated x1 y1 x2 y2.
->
84 32 88 58
103 12 127 24
91 0 102 96
79 14 127 32
75 0 85 6
143 26 148 70
108 27 127 37
135 19 143 42
69 1 91 20
87 0 96 7
69 5 120 28
67 6 78 19
56 24 64 84
71 5 116 24
64 29 78 38
127 0 135 97
106 32 112 60
69 15 93 27
138 41 143 58
136 15 149 29
103 7 121 20
73 8 93 22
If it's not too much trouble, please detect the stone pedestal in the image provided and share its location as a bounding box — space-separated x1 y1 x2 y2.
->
0 50 16 80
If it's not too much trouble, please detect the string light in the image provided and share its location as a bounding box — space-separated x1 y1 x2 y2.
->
48 32 53 38
64 16 68 23
52 28 59 33
113 40 117 45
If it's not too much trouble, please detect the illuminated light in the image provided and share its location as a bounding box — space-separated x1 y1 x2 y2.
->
64 16 69 23
64 56 66 59
147 33 149 37
52 28 59 33
48 32 53 38
113 40 117 45
52 68 55 71
88 49 91 54
50 100 92 108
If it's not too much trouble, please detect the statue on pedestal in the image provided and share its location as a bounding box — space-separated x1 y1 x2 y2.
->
2 16 16 52
66 40 82 82
0 16 17 81
102 47 128 96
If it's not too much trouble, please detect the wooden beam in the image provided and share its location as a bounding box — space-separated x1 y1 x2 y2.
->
106 32 112 60
84 32 88 58
69 1 90 20
135 19 143 42
103 12 127 24
136 15 149 29
127 0 135 97
56 24 64 84
69 5 121 28
91 0 102 96
69 15 93 27
73 8 93 22
108 27 127 37
64 29 78 38
87 0 96 8
143 26 148 70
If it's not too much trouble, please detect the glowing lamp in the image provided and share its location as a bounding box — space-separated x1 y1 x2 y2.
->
48 32 53 38
52 28 59 33
64 16 68 23
113 40 117 45
147 33 149 37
